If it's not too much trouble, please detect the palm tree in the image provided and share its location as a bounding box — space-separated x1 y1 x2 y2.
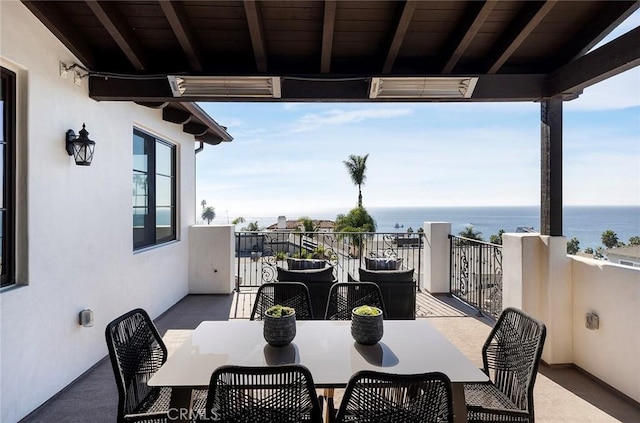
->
243 221 260 231
201 206 215 224
566 237 580 255
489 229 505 245
231 217 246 225
297 216 317 238
601 230 619 249
458 225 483 241
343 154 369 207
200 199 207 209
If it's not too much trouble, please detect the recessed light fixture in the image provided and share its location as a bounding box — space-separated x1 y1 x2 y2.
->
369 77 478 99
167 76 281 98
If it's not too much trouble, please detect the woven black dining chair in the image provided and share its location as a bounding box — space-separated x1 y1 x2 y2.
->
202 364 323 423
329 370 453 423
105 308 206 423
250 282 314 320
464 307 547 423
324 282 387 320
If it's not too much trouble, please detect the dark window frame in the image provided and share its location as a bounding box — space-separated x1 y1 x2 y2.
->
1 67 16 287
133 128 177 250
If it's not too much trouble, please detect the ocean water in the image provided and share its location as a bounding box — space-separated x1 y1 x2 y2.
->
220 206 639 251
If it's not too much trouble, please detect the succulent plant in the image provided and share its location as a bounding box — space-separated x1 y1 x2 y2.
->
353 305 382 316
265 305 295 317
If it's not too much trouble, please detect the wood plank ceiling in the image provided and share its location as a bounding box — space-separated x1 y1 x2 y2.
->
22 0 640 103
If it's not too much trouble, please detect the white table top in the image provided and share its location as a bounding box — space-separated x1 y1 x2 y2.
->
149 319 488 389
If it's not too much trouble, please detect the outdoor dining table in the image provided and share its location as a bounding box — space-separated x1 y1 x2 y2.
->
148 319 488 423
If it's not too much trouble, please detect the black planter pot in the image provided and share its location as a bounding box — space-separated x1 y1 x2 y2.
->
263 312 296 347
351 308 384 345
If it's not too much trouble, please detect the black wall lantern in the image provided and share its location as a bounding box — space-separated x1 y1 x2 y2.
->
66 123 95 166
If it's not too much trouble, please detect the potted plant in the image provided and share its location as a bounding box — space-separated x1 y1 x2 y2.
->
263 305 296 347
351 305 384 345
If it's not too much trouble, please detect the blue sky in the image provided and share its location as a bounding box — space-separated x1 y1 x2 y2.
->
196 13 639 218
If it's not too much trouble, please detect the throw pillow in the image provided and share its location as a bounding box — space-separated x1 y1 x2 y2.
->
364 257 403 270
287 258 326 270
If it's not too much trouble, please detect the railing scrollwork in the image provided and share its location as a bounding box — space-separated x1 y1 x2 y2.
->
449 235 503 319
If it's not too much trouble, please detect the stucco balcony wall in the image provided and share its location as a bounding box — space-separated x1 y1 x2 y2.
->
189 225 235 294
571 256 640 403
423 228 639 404
502 233 640 404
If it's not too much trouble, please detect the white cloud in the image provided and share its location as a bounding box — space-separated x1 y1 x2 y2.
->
565 68 640 111
281 103 316 111
289 107 413 132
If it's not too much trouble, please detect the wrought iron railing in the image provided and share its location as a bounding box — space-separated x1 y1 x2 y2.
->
449 235 503 319
235 231 423 289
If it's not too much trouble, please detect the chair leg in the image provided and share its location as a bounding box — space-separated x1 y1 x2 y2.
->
168 387 193 423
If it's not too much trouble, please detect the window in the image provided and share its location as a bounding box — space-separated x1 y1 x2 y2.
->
1 67 16 287
133 129 176 250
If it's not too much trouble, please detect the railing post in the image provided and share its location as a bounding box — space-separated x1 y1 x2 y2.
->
477 244 484 317
448 235 453 296
235 232 241 292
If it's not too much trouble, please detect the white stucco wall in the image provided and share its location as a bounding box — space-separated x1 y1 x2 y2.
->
189 225 235 294
423 222 451 293
504 233 640 402
571 257 640 403
1 3 196 421
502 233 573 365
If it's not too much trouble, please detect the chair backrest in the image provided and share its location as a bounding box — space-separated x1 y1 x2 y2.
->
105 308 167 422
205 364 323 423
335 370 453 423
250 282 314 320
324 282 387 320
482 307 547 416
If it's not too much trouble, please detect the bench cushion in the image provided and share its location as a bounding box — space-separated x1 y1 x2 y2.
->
359 268 414 283
287 258 326 270
277 266 335 283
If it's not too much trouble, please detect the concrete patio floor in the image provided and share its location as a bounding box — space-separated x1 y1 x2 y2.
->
20 292 639 423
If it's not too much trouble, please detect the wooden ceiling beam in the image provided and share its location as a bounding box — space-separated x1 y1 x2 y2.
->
243 0 268 72
382 0 417 74
486 0 557 74
89 73 547 102
21 1 96 68
135 102 169 109
163 107 192 125
184 122 208 136
160 1 203 72
546 26 640 98
553 1 639 66
321 0 337 73
196 132 224 146
85 0 147 71
441 0 497 74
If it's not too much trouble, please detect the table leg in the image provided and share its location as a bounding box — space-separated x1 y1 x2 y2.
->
452 383 468 423
168 387 194 423
323 388 334 423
